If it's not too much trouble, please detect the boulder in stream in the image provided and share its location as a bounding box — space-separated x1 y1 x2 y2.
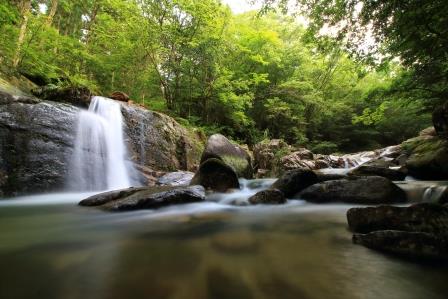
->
347 203 448 234
347 203 448 261
271 169 318 198
190 158 240 192
348 165 407 181
201 134 252 178
300 176 407 204
248 189 286 205
353 230 448 261
79 185 205 211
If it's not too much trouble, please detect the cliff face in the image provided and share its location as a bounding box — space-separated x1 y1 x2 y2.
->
0 90 203 196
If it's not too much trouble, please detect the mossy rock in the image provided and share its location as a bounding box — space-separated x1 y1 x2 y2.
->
404 136 448 179
200 134 253 178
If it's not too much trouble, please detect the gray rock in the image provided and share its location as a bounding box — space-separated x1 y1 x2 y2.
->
348 165 407 181
353 230 448 260
248 189 286 205
201 134 252 178
190 158 240 192
300 176 407 204
271 169 319 198
79 185 205 211
121 103 203 173
0 89 204 196
0 96 79 196
347 203 448 234
157 171 194 186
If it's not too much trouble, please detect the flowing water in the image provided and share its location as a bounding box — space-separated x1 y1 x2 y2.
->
69 96 136 191
0 181 447 299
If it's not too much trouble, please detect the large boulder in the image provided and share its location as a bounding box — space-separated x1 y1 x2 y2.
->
271 169 318 198
353 230 448 261
190 158 240 192
0 89 203 196
347 203 448 234
121 103 203 172
402 135 448 179
248 189 286 205
347 203 448 261
200 134 252 178
79 185 205 211
299 176 407 204
0 93 79 196
348 165 407 181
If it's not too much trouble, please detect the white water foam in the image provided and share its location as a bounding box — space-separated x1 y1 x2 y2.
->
69 96 136 191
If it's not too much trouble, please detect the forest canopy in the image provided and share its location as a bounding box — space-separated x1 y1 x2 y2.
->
0 0 433 153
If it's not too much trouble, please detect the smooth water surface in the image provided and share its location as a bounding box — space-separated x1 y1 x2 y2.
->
0 191 447 299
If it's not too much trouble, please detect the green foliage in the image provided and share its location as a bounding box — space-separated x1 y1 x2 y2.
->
0 0 433 152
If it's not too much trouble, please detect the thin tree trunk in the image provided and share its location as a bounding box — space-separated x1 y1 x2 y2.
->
13 0 32 68
45 0 59 26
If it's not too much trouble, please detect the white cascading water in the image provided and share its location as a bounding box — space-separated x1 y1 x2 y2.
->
69 96 134 191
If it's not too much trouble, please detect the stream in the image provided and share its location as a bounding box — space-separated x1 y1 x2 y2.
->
1 180 448 299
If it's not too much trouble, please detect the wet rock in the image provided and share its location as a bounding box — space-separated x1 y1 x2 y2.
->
0 97 79 196
348 165 407 181
157 171 194 186
32 85 92 108
314 170 348 182
300 176 407 204
0 88 203 195
190 158 240 192
122 104 203 172
347 203 448 234
79 185 205 211
201 134 252 178
110 91 130 102
353 230 448 260
271 169 318 198
248 189 286 205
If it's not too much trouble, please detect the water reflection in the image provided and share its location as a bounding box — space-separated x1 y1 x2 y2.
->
0 199 447 299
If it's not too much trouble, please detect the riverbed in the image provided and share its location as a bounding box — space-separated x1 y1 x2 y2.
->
0 189 447 299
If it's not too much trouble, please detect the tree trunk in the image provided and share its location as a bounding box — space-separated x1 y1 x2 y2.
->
45 0 59 26
13 0 32 68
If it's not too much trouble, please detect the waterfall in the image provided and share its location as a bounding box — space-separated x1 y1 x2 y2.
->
69 96 135 191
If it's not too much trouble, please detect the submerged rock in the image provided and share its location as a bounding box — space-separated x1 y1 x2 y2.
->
248 189 286 205
348 203 448 261
190 158 240 192
353 230 448 261
156 171 194 186
79 185 205 211
347 203 448 234
300 176 407 204
271 169 318 198
201 134 252 178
